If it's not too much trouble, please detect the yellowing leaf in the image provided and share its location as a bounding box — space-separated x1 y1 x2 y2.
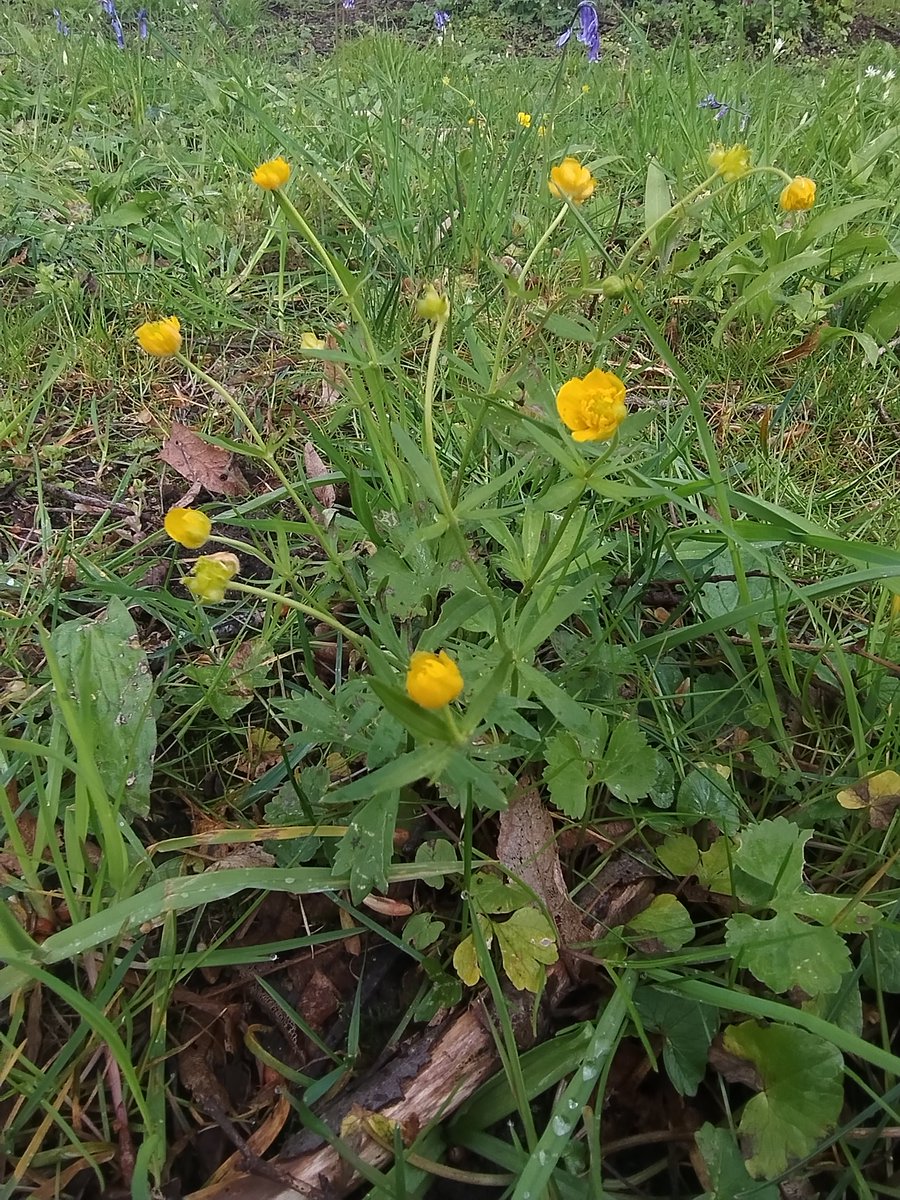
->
837 769 900 829
494 908 558 993
453 933 481 986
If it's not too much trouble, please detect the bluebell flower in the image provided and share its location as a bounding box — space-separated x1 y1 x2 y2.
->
434 10 451 32
53 8 70 35
576 3 600 63
111 13 125 46
137 7 149 38
557 5 601 63
699 91 749 130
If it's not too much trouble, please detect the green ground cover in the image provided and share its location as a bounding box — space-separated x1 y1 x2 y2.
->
2 1 900 1196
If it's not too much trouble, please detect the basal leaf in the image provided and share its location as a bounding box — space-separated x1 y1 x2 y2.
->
331 792 399 903
635 988 716 1097
724 1020 843 1178
50 597 156 818
677 766 741 835
494 907 559 993
733 817 809 905
694 1123 778 1199
542 731 588 818
597 719 656 803
629 894 694 951
726 909 851 996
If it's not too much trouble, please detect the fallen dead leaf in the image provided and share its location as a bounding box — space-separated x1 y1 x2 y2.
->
497 782 592 948
361 894 413 917
303 441 336 520
160 422 249 497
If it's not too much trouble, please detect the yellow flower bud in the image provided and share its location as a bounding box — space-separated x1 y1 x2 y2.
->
183 553 240 604
135 315 181 357
300 331 326 350
416 284 450 323
252 156 291 190
779 175 816 212
164 507 212 549
548 157 595 205
556 368 627 443
406 650 464 710
707 142 751 182
517 111 532 128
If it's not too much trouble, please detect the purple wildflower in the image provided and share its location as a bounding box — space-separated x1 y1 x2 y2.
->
137 7 149 38
576 3 600 63
557 5 601 63
434 10 450 32
111 13 125 46
699 91 749 130
53 8 70 35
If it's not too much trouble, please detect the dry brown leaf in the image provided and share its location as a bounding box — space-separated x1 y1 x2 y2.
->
321 335 343 407
204 1092 291 1190
303 441 337 514
497 783 592 947
160 422 249 497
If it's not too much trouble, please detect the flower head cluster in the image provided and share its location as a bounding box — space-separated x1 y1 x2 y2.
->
557 3 601 64
183 554 240 604
53 8 70 35
135 315 181 357
779 175 816 212
517 111 532 128
434 9 450 32
252 157 291 190
137 7 149 38
164 507 212 549
556 368 627 442
406 650 464 709
708 142 751 182
698 92 749 132
549 157 595 205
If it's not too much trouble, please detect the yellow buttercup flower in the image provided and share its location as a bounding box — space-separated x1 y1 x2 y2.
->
707 142 751 182
252 156 291 190
517 111 532 128
416 284 450 323
183 553 240 604
779 175 816 212
300 331 326 350
135 315 181 357
406 650 464 710
556 368 627 442
164 507 212 549
549 157 595 204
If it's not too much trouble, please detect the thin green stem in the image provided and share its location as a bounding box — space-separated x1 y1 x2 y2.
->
272 189 380 367
453 202 570 505
423 319 508 648
175 352 369 612
227 581 366 649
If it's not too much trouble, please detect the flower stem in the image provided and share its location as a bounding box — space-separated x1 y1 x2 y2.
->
175 352 369 612
227 581 366 648
272 189 380 367
423 318 508 647
453 202 570 505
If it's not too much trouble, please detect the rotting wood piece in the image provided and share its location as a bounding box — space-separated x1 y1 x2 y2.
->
185 1000 500 1200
